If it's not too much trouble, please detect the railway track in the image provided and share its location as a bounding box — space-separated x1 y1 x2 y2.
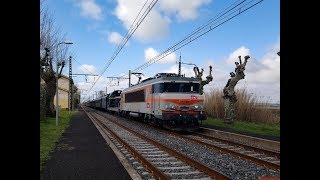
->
82 106 229 180
93 108 280 171
172 132 280 171
118 116 281 171
84 106 280 179
200 127 280 152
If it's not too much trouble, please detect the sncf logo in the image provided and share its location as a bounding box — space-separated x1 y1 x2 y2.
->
191 95 198 100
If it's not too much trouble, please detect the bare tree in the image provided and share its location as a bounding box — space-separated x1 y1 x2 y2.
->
40 1 70 118
223 55 250 123
193 65 213 94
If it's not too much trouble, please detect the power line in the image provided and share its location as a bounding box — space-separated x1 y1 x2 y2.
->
73 58 97 76
85 0 264 99
126 0 264 74
107 0 260 84
107 0 259 86
87 0 158 94
101 0 158 74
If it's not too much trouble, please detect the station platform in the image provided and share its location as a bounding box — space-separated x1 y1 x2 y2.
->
42 109 132 180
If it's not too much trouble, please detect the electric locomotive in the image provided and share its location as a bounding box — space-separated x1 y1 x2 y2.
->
120 73 206 131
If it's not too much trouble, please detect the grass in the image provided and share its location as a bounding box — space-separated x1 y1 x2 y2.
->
202 118 280 137
40 110 77 173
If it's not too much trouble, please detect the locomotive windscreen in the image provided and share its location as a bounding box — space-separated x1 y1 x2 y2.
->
110 90 121 97
153 82 200 93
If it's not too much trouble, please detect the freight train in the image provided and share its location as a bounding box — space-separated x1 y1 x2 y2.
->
85 73 206 131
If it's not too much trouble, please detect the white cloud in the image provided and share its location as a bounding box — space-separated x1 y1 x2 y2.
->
158 0 211 21
245 41 280 84
113 0 211 41
205 41 280 103
162 65 196 78
79 0 102 20
225 46 251 66
144 47 177 64
76 75 108 102
223 46 279 82
77 64 97 74
108 31 125 45
114 0 170 42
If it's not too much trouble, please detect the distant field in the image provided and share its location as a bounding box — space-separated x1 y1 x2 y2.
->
202 118 280 137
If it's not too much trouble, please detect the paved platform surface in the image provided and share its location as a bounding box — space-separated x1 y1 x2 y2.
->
42 109 132 180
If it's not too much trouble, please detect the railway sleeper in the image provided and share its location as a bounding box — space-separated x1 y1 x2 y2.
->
135 148 159 152
140 151 163 154
143 154 171 158
157 165 190 169
147 157 176 161
152 161 184 166
166 170 206 176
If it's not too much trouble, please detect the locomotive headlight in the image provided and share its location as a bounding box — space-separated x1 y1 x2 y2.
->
171 104 178 109
192 105 203 110
165 104 178 110
192 105 199 110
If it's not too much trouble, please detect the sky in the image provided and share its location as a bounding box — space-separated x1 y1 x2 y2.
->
42 0 280 103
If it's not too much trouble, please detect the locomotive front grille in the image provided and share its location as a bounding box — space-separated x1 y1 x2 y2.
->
179 106 190 111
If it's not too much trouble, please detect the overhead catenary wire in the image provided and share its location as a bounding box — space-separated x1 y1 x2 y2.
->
87 0 159 94
128 0 264 74
85 0 264 101
105 0 264 88
73 58 97 76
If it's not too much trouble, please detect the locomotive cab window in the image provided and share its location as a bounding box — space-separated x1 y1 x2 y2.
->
152 83 163 93
152 82 200 93
163 82 200 93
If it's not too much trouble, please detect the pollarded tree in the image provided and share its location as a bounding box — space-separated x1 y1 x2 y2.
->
223 55 250 123
40 48 67 117
193 65 213 94
40 1 70 117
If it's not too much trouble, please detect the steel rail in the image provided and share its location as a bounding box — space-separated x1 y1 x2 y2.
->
93 109 279 171
95 110 230 180
144 126 280 171
170 132 280 171
82 107 168 180
194 132 280 158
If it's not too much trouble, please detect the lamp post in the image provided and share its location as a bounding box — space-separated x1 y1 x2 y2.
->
56 41 73 126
